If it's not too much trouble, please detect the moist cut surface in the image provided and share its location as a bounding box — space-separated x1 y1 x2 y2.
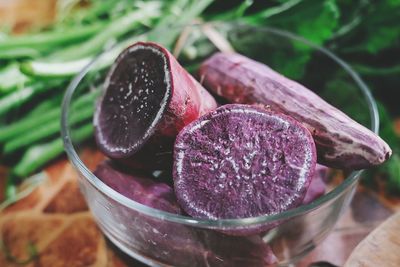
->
173 104 317 220
95 44 170 158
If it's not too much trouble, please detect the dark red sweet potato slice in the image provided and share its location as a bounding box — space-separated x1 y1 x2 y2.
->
199 52 391 170
94 42 217 167
302 164 328 204
94 161 276 266
173 104 316 230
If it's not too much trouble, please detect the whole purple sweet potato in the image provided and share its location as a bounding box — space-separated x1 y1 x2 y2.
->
173 104 316 235
199 52 391 170
94 161 276 266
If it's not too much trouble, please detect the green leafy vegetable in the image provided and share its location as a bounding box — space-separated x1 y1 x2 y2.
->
386 154 400 191
243 0 340 79
13 123 93 178
0 63 29 94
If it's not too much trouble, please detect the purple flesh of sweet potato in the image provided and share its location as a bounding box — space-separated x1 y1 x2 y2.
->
173 104 316 231
199 52 392 170
94 161 276 266
302 164 328 204
94 42 217 168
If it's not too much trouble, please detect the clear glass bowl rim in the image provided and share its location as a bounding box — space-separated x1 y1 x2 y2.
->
61 22 378 229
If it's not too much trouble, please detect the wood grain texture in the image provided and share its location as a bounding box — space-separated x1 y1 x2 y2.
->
345 211 400 267
0 0 56 33
0 150 143 267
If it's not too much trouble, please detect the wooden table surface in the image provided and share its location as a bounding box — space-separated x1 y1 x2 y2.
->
298 187 399 266
345 211 400 267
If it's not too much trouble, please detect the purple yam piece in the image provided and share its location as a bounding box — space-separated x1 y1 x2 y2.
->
94 42 217 167
94 160 181 213
302 164 329 205
94 161 205 264
173 104 317 223
94 160 277 266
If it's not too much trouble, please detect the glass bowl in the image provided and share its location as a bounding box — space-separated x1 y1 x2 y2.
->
61 23 378 267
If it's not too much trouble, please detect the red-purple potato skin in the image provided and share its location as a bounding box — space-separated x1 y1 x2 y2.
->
199 52 392 170
94 42 217 169
173 104 316 235
302 164 329 204
94 161 277 266
117 135 175 171
94 161 181 213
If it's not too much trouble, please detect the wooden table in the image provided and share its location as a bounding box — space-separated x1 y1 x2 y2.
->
345 212 400 267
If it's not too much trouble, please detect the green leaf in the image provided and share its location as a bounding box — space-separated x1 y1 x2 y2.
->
242 0 340 79
245 0 301 22
148 0 214 49
321 77 370 126
337 0 400 54
250 0 340 45
386 154 400 192
0 63 30 94
353 64 400 76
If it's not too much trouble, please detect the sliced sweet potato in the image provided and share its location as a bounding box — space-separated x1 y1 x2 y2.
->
94 42 217 168
173 104 316 233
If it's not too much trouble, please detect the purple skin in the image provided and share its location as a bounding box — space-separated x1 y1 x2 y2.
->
94 42 217 170
94 161 277 266
199 52 392 170
302 164 329 205
173 104 317 234
94 160 182 213
94 161 207 265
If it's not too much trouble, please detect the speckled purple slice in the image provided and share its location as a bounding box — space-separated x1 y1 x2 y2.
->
173 104 317 221
94 43 171 158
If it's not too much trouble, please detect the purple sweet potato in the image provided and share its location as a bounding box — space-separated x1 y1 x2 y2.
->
94 160 181 213
302 164 329 204
94 161 277 266
94 42 217 168
94 161 206 265
199 52 392 170
173 104 316 230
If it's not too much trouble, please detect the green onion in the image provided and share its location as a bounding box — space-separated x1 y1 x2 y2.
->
13 123 93 178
